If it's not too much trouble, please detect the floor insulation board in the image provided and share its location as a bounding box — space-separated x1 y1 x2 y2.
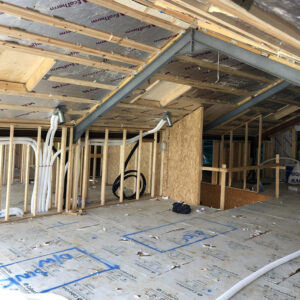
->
0 189 299 299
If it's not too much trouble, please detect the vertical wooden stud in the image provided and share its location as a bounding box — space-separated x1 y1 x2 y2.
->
136 130 143 200
220 164 226 210
257 115 262 192
33 126 41 217
243 123 248 190
219 135 224 184
92 145 97 184
133 148 138 192
275 154 280 198
101 129 109 205
237 142 242 181
119 129 127 203
5 125 14 220
79 149 84 195
81 129 90 209
66 127 74 212
147 142 153 194
151 131 158 197
211 141 219 184
23 145 30 213
72 139 81 211
57 126 67 213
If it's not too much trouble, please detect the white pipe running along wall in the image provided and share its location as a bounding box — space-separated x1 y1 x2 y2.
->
216 249 300 300
89 119 166 147
0 117 166 216
0 115 59 215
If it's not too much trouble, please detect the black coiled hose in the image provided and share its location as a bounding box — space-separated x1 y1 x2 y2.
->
112 141 146 200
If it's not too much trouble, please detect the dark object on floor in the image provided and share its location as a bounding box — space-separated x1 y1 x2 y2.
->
172 202 191 214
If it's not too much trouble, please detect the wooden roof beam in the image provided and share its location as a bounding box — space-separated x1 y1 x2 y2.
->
153 73 252 96
205 0 300 50
0 103 88 115
47 76 117 91
0 81 96 104
88 0 183 32
0 25 144 66
150 0 300 63
0 40 134 74
178 56 272 83
0 1 158 53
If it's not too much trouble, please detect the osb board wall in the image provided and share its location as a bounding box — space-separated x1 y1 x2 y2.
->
106 141 161 195
163 108 202 205
200 182 273 209
263 140 274 178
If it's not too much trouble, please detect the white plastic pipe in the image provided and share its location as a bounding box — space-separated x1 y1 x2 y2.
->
261 157 300 165
216 249 300 300
0 117 166 214
89 119 166 146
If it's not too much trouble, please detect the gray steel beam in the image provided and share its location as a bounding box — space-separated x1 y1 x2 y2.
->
73 30 193 142
74 29 300 140
204 81 290 131
193 31 300 86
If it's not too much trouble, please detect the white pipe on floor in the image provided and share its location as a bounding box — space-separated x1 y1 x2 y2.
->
216 249 300 300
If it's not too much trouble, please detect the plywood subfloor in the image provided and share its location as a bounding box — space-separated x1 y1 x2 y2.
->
0 186 299 299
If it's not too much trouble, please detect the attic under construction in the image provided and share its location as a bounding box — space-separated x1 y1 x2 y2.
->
0 0 299 299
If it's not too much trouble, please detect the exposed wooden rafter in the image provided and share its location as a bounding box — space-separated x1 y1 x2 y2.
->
0 25 144 66
48 76 117 91
153 73 251 96
88 0 183 32
205 0 300 51
140 0 300 64
177 56 272 83
0 41 135 74
0 1 158 53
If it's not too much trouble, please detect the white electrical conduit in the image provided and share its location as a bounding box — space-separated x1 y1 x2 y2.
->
261 157 300 165
45 118 167 211
216 249 300 300
0 117 166 215
89 118 166 146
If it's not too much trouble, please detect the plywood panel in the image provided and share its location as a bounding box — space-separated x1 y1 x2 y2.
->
0 50 46 83
106 142 154 195
164 108 203 205
200 182 272 209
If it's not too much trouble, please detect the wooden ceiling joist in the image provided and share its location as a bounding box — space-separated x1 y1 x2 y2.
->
177 96 235 105
48 76 117 91
0 41 134 74
0 81 96 104
0 1 158 53
0 80 188 115
147 0 300 63
205 0 300 51
153 73 251 96
0 25 144 66
178 56 272 83
0 103 88 115
88 0 183 32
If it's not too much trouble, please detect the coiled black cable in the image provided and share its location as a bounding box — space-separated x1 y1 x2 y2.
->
112 141 146 200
